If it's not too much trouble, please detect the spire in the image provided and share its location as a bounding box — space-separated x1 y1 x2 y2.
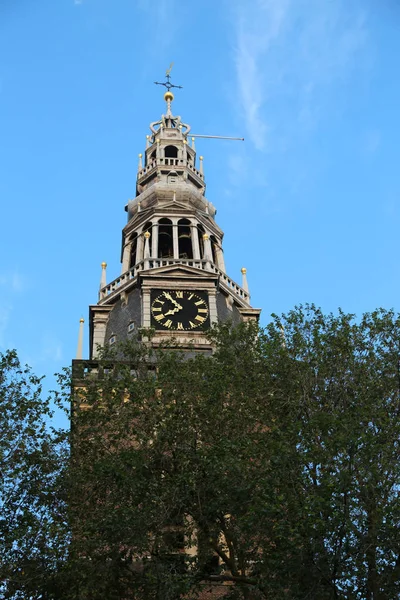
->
76 318 84 359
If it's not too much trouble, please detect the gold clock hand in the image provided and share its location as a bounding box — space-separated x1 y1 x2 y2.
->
163 292 183 310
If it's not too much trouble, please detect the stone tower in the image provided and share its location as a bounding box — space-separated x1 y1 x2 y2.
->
87 90 260 358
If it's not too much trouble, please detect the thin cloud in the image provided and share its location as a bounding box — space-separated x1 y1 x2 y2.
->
0 306 11 349
233 0 370 151
0 271 26 292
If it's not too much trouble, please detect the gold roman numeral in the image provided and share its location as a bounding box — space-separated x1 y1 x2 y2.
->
198 308 208 313
188 293 194 300
152 307 162 312
195 315 206 323
176 322 184 330
154 314 164 322
164 319 173 328
195 300 205 306
176 291 183 298
189 321 196 328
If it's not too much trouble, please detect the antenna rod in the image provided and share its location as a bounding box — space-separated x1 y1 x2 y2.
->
190 134 244 141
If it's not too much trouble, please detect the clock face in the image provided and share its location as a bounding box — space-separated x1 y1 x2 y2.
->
150 289 210 331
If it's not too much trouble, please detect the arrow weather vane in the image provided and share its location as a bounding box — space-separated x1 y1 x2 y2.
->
154 62 183 92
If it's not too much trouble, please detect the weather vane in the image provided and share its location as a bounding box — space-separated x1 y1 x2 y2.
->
154 63 183 92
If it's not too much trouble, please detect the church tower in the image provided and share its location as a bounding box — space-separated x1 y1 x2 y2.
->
87 89 260 358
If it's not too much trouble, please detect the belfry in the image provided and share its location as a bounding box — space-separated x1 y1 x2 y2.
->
84 84 261 358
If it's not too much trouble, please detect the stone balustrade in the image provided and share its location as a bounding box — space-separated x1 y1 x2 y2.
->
137 156 203 180
99 259 250 305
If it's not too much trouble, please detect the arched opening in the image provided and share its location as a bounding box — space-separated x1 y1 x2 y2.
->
178 218 193 259
129 233 137 268
164 145 178 158
197 224 205 258
150 150 156 161
210 235 218 265
158 218 173 258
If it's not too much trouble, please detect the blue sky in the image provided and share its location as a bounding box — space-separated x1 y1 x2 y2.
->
1 0 400 392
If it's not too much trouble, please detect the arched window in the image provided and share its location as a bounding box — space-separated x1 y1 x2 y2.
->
129 233 137 268
158 218 173 258
197 224 205 258
164 145 178 158
178 219 193 259
150 150 156 161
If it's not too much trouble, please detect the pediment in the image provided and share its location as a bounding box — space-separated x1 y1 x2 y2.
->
157 200 190 212
140 263 218 281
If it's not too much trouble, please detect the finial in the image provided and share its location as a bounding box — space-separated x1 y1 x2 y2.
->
191 136 195 150
183 138 187 145
203 233 209 241
146 135 150 149
144 230 151 268
241 267 249 294
138 153 143 172
199 155 204 175
100 262 107 291
76 317 85 359
154 64 182 113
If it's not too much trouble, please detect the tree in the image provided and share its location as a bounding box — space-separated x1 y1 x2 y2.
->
62 307 400 600
0 350 68 600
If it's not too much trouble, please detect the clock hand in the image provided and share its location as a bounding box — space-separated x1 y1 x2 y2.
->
164 306 183 316
163 292 183 310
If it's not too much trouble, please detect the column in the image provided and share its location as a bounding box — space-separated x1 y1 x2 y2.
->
191 225 200 260
173 221 179 259
202 234 212 270
152 223 159 259
136 235 144 265
215 246 226 272
121 241 132 274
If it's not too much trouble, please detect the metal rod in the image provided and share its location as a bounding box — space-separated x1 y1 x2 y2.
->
189 134 244 141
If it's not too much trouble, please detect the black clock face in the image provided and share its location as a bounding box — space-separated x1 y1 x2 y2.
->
150 290 210 331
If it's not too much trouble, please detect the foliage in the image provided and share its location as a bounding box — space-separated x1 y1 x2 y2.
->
60 306 400 600
0 350 68 600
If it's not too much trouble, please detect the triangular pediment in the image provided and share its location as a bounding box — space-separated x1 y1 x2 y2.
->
140 263 218 280
158 200 190 212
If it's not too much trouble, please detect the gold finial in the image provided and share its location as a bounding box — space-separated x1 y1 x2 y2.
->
139 153 142 158
203 234 209 241
144 231 151 239
199 155 203 160
241 267 247 274
156 139 160 144
191 137 195 142
101 262 107 268
79 318 84 323
164 90 174 103
146 135 150 139
183 139 187 144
